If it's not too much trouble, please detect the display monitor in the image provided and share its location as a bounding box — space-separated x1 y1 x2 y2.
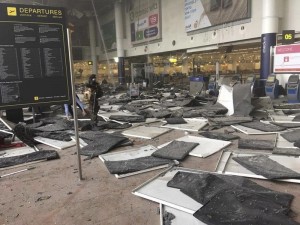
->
267 75 276 83
288 75 299 84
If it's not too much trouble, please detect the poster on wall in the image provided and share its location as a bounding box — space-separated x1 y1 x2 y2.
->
127 0 161 45
274 44 300 73
0 3 72 110
184 0 251 32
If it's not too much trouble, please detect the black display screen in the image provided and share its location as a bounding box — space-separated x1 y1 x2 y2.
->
288 75 299 84
0 3 71 109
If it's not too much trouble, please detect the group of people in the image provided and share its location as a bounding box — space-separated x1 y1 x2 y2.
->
64 74 103 122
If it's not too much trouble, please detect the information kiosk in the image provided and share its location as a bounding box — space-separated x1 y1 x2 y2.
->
287 75 300 103
208 75 217 92
265 75 279 99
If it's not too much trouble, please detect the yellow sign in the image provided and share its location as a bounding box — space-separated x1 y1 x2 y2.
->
34 96 39 101
7 7 17 16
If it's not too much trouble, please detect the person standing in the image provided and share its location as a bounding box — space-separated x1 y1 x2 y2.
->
86 74 103 122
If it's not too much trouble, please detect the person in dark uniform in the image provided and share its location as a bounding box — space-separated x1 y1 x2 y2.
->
86 74 103 122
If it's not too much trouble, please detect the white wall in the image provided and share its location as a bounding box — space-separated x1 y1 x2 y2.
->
97 0 300 60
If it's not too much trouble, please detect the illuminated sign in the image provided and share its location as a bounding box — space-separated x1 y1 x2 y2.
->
282 30 295 45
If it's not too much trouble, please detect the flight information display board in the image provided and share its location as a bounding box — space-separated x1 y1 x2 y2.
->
0 3 72 109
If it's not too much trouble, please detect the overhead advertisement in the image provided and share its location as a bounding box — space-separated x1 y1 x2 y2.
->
184 0 251 32
128 0 161 45
274 44 300 73
0 3 71 110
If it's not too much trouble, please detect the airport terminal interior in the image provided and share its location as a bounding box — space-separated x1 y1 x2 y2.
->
1 0 300 224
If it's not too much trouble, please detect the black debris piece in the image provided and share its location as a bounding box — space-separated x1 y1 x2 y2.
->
167 171 294 207
293 114 300 121
232 83 254 116
232 155 300 179
281 130 300 143
163 211 176 225
104 156 173 174
240 121 286 132
175 98 201 107
294 141 300 148
209 116 253 126
152 140 198 160
194 188 300 225
199 131 239 141
273 148 300 156
205 102 229 115
80 133 128 158
166 117 187 124
33 124 67 132
270 122 300 129
26 121 44 129
106 121 132 129
251 97 274 111
13 123 36 147
34 131 72 141
109 115 146 123
0 150 59 168
151 110 172 119
238 139 274 150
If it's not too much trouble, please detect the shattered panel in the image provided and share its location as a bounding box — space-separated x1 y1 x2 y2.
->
0 150 59 168
241 121 285 132
166 117 187 124
209 116 253 126
109 115 146 123
273 148 300 156
232 155 300 179
104 156 173 174
152 140 198 160
281 130 300 143
238 139 274 150
194 188 299 225
199 131 240 141
232 83 253 116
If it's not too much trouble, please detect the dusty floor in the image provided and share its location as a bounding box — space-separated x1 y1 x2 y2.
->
1 126 300 225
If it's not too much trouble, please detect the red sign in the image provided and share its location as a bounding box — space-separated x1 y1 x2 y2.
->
149 14 158 26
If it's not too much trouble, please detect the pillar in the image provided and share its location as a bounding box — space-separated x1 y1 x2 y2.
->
260 0 279 80
114 1 125 84
89 18 98 75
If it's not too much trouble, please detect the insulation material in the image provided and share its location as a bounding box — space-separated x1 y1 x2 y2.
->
161 118 208 132
0 150 59 168
233 155 300 179
194 188 299 225
132 168 203 214
217 85 234 115
167 171 293 207
240 121 285 132
232 124 279 135
273 148 300 156
158 135 231 158
281 129 300 143
232 83 253 116
108 115 146 123
152 140 198 160
99 145 171 178
216 152 300 183
209 116 253 126
199 131 240 141
34 131 72 141
33 124 67 132
122 126 170 139
80 133 128 158
104 156 173 175
34 136 76 150
13 123 35 147
238 139 274 150
165 117 187 124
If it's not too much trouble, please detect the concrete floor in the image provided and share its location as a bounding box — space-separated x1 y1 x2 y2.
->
1 126 300 225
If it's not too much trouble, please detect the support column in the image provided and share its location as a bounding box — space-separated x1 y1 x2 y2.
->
260 0 279 80
114 1 125 84
89 18 98 75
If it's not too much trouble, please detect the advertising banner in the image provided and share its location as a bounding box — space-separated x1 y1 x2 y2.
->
274 44 300 73
128 0 160 45
184 0 250 32
0 3 72 109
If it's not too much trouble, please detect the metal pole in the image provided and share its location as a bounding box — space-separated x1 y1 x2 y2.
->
67 29 83 180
